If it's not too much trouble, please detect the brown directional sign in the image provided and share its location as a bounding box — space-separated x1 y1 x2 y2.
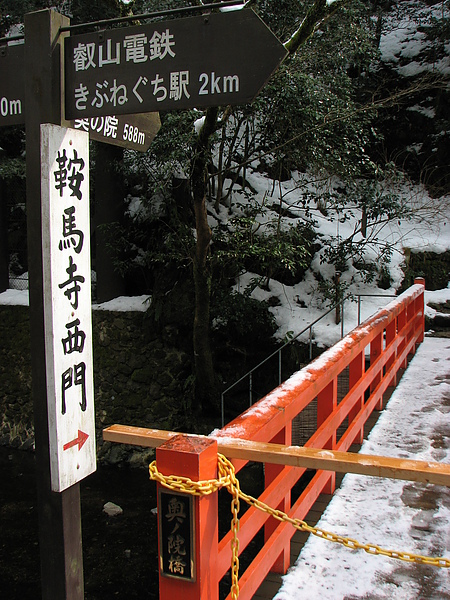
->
64 9 287 120
0 42 161 150
0 44 25 126
66 111 161 151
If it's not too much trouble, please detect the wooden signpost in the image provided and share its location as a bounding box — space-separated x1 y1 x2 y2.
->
0 43 24 126
0 42 161 150
24 11 85 599
67 111 161 152
40 123 96 492
0 5 287 599
64 9 287 119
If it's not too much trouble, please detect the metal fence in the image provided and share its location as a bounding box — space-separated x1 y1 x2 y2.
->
2 176 28 291
220 293 396 427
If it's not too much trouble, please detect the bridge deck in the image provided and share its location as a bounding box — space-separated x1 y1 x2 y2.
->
253 419 378 600
254 336 450 600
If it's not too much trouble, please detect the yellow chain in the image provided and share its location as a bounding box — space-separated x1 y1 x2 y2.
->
149 453 450 599
149 453 241 598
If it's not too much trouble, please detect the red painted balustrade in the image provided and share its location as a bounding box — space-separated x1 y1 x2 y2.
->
152 278 425 600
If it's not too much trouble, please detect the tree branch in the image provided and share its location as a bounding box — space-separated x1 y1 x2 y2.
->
209 75 444 182
283 0 349 55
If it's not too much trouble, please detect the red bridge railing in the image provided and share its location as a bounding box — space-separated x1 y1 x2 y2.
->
104 278 426 600
210 278 425 598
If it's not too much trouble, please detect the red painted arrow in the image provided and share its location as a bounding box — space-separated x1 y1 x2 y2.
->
63 429 89 452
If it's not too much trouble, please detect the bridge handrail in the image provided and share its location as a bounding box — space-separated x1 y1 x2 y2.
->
103 278 425 600
215 283 424 462
210 278 425 598
220 302 340 425
221 291 398 427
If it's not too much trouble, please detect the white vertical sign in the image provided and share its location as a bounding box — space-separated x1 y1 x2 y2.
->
41 123 96 492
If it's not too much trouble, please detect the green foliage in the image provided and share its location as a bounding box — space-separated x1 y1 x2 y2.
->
0 125 24 158
0 156 25 180
98 192 195 288
0 0 126 34
0 126 26 181
365 1 450 194
378 263 392 290
311 169 411 301
1 0 37 35
418 0 450 58
248 0 379 179
257 66 375 178
401 250 450 292
316 270 351 310
255 0 307 41
321 237 393 285
214 198 316 286
68 0 125 24
125 0 199 16
211 288 277 347
327 168 412 222
124 110 199 195
101 113 203 291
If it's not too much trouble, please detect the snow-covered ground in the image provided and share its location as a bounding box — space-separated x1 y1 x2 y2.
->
380 0 450 78
221 167 450 348
274 336 450 600
0 289 150 312
2 171 450 347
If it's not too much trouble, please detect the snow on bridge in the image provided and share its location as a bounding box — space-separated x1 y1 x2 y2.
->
274 336 450 600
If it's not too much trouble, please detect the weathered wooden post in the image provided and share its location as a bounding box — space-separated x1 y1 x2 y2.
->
156 434 219 600
0 178 7 291
25 10 88 599
0 30 25 292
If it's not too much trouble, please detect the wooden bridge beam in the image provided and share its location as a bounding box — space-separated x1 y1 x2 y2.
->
103 424 450 487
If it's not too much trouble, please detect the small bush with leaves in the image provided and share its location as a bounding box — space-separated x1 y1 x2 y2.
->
211 288 277 347
214 198 316 287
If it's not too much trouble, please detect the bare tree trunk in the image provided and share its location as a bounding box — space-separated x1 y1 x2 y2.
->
186 0 352 413
191 107 220 414
214 125 226 212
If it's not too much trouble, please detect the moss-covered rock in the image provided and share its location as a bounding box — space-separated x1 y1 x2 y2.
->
401 250 450 291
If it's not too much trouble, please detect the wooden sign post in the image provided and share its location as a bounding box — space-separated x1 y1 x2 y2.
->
40 123 96 492
64 9 287 119
0 37 161 150
67 112 161 152
24 10 85 600
12 6 288 599
0 44 24 126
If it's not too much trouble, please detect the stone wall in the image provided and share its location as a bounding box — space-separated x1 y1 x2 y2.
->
0 306 33 449
0 305 192 463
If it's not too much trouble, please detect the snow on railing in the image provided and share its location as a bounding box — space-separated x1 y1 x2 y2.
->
103 278 425 600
